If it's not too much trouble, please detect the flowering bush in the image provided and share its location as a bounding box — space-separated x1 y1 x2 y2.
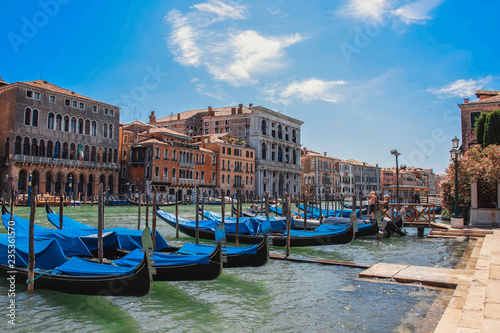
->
441 144 500 223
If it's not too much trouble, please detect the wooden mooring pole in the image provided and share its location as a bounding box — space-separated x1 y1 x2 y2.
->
175 190 179 239
285 193 292 258
59 189 64 229
27 185 37 293
152 187 157 251
98 184 104 264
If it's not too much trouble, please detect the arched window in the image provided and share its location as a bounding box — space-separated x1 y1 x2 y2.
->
163 168 168 181
108 148 112 163
84 145 90 161
172 168 176 179
78 119 84 134
222 174 225 184
121 165 127 178
55 114 62 130
91 121 97 136
25 108 31 125
39 139 45 157
293 150 297 165
63 116 70 132
122 148 127 160
32 109 38 127
15 136 22 154
70 143 76 160
108 124 113 139
48 113 54 129
261 143 267 160
155 166 159 177
103 123 108 138
145 165 151 179
23 137 30 155
62 142 69 159
278 125 283 139
71 117 77 133
85 120 90 135
46 140 53 157
201 154 205 164
31 138 38 156
278 146 283 162
91 146 96 162
113 149 118 163
261 119 267 135
155 147 160 159
103 148 107 163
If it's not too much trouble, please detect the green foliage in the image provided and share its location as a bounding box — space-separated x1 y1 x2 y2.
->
475 113 487 146
484 109 500 147
440 144 500 223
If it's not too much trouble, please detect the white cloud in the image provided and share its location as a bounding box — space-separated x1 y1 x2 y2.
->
339 0 391 22
427 76 493 98
193 0 248 20
392 0 444 24
165 1 304 87
266 78 347 105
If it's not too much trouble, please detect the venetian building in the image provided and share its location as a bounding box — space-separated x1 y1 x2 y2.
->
0 79 120 199
300 148 340 199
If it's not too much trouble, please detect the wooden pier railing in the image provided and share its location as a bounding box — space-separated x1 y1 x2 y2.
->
382 203 437 227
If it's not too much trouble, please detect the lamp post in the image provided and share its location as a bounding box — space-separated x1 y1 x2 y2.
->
390 149 401 204
450 137 462 219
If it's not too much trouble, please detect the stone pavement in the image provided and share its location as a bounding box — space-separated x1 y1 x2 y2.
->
434 231 500 332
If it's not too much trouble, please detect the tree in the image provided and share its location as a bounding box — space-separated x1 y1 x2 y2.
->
475 113 487 147
441 144 500 223
484 109 500 147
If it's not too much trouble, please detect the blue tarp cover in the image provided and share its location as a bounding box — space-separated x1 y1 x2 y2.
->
176 242 258 256
46 212 169 251
51 257 137 276
202 210 289 233
0 234 67 270
283 223 348 237
113 248 209 267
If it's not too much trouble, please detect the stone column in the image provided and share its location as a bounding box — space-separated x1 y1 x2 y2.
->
471 179 478 209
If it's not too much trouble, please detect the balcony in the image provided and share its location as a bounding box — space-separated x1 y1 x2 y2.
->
179 161 195 168
178 178 194 185
12 155 120 170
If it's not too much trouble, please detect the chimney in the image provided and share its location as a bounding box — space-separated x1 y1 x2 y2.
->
200 137 205 149
208 106 214 116
149 111 156 123
249 103 253 107
231 107 236 115
324 152 327 156
134 127 139 143
464 98 469 104
238 104 243 114
177 113 180 120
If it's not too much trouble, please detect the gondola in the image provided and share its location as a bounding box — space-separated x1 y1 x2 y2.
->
0 230 153 296
45 204 267 269
3 205 222 282
295 203 367 218
126 197 180 207
157 209 355 247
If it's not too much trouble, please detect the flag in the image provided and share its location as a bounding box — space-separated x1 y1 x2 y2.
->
77 143 84 164
98 146 102 168
52 140 60 159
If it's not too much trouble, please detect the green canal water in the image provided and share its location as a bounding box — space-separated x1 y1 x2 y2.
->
1 204 468 332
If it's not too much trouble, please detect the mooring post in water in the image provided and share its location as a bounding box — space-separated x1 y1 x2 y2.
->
98 184 104 264
230 194 234 218
221 195 226 236
275 193 279 217
145 191 150 228
319 193 323 224
152 187 157 251
59 189 64 229
195 187 199 244
137 191 142 230
285 193 292 258
265 192 270 219
325 192 329 219
353 193 357 219
201 190 205 221
417 226 424 237
27 185 37 293
175 190 179 239
9 186 14 233
236 190 241 246
303 194 307 231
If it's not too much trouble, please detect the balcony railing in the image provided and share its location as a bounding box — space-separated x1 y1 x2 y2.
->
12 155 120 170
179 161 195 168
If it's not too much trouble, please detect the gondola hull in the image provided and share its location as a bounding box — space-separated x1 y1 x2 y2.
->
0 253 152 297
158 212 354 247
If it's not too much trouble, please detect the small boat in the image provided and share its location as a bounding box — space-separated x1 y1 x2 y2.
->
45 204 267 269
157 209 355 247
0 230 153 296
293 216 379 238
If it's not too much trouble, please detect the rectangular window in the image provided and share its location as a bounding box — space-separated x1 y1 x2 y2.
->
26 90 32 98
110 109 114 116
215 128 219 133
49 95 56 103
79 102 84 109
225 127 229 133
205 129 209 135
225 120 229 124
34 92 40 99
104 108 108 115
205 122 209 126
72 101 77 108
470 111 481 128
215 121 219 126
92 105 97 112
65 99 70 106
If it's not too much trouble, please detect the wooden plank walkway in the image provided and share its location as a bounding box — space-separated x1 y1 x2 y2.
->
269 253 372 268
359 263 474 289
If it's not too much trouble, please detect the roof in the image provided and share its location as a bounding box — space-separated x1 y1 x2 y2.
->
341 159 377 167
148 126 192 140
156 105 252 122
18 79 107 104
475 90 500 97
468 94 500 105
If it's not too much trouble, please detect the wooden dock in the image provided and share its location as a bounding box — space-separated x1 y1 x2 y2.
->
359 263 474 289
270 253 372 268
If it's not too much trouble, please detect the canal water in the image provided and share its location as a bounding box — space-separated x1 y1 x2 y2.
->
1 204 468 332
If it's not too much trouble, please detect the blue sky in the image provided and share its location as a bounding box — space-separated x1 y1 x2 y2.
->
1 0 499 174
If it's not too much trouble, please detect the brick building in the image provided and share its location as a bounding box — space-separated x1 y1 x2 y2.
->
459 90 500 153
119 120 217 201
196 133 256 199
338 159 381 195
301 148 340 199
0 78 120 198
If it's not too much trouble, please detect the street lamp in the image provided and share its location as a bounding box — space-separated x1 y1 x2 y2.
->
450 137 462 219
390 149 401 204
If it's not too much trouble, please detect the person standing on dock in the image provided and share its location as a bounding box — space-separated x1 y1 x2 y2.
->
368 191 376 219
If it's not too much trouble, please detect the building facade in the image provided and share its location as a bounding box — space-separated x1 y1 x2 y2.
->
0 79 120 198
119 121 217 201
459 90 500 153
338 159 381 195
149 104 303 198
301 148 340 199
